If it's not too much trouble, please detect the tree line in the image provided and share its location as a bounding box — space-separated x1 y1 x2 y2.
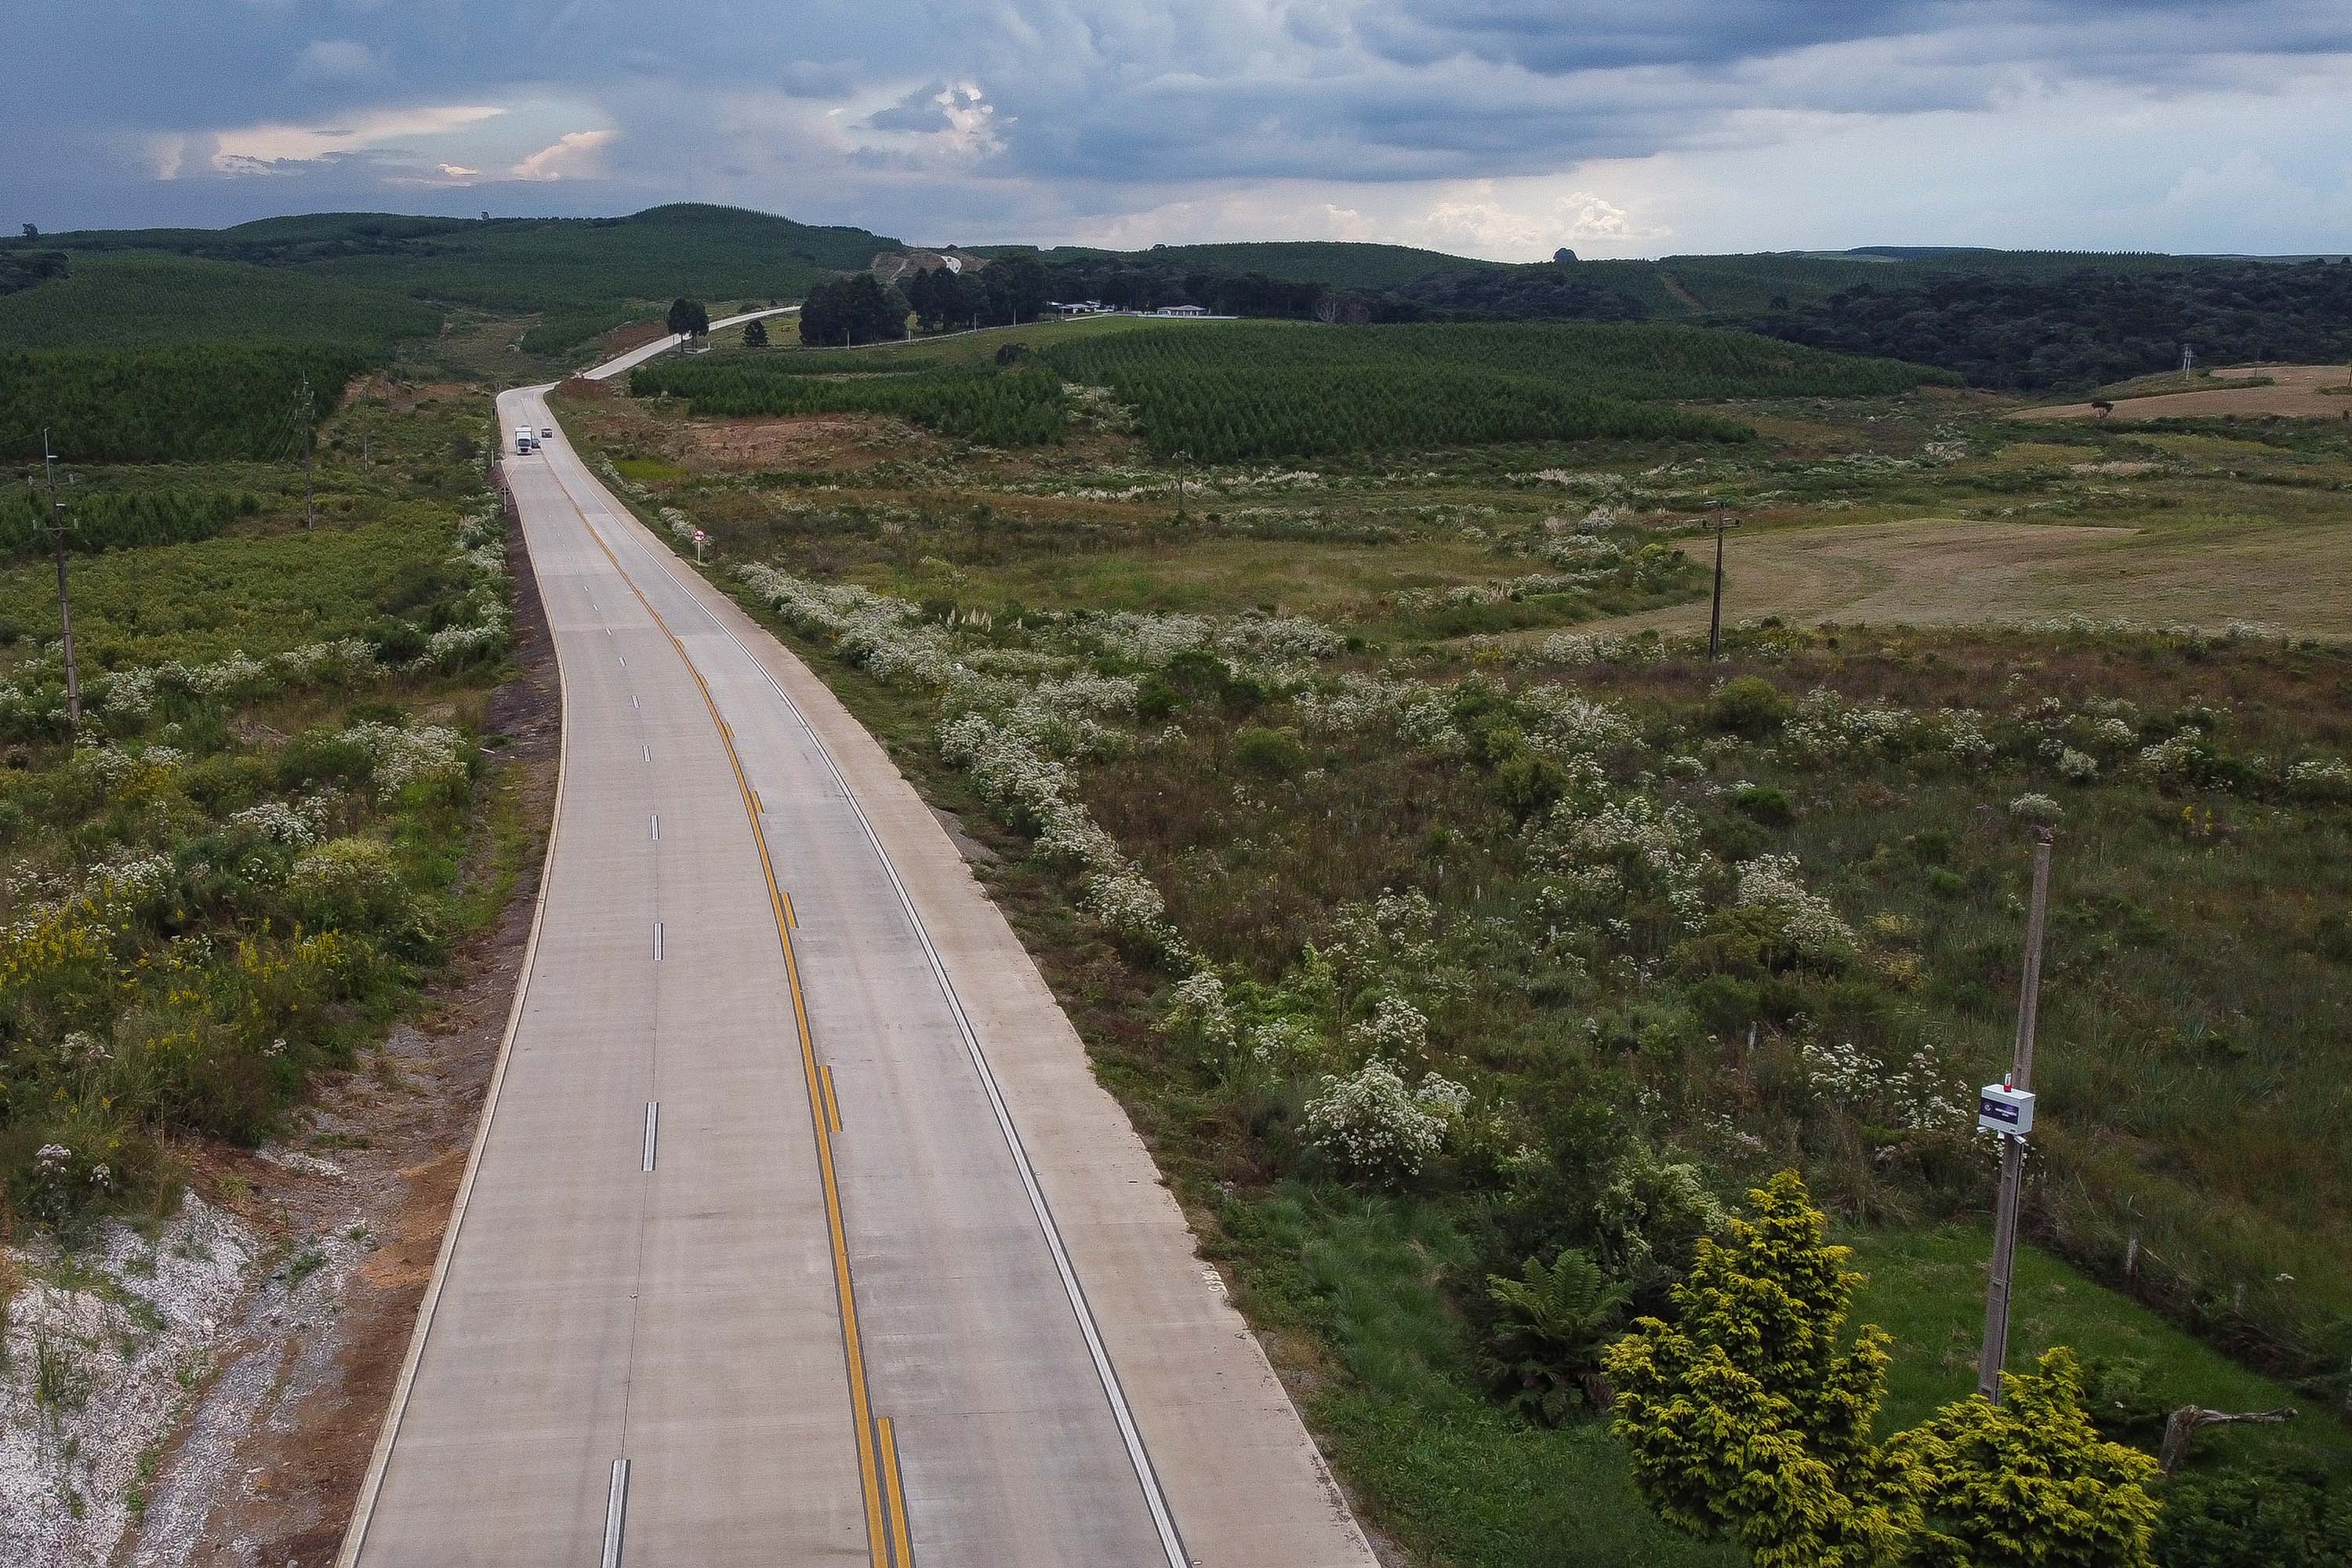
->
1746 260 2352 390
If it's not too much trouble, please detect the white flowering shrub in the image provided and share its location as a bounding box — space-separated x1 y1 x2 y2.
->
230 800 321 848
340 721 468 793
1799 1037 1965 1131
2056 749 2098 783
1780 688 1926 764
1516 688 1636 753
1158 970 1238 1062
1082 866 1189 960
1733 855 1856 967
1090 612 1213 666
2286 757 2352 803
2009 792 2063 823
1349 993 1430 1058
1532 793 1709 931
738 564 960 688
289 836 415 933
1303 1058 1457 1184
1535 630 1670 666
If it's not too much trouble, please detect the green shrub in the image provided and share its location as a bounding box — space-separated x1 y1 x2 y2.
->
1708 676 1790 735
1232 725 1307 776
1730 782 1795 827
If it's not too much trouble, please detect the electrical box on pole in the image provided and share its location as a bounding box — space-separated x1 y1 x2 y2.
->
1977 1082 2036 1138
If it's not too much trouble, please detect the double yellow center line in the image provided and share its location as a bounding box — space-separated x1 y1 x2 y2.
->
546 448 913 1567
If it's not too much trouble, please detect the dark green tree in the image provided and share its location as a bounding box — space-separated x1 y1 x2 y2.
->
973 256 1048 325
797 275 909 346
666 297 710 338
742 316 769 349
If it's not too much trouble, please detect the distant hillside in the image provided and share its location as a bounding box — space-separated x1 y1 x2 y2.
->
1 205 899 356
939 238 2277 325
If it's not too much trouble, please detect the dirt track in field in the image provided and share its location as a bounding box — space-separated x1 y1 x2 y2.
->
1557 516 2352 640
2017 364 2352 423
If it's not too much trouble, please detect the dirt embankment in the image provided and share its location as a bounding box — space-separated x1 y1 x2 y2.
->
117 506 560 1568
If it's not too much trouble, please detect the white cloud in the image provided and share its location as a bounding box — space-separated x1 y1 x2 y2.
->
510 128 615 181
209 103 504 172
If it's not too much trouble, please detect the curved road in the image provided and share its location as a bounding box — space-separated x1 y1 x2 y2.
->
337 355 1372 1566
580 305 801 382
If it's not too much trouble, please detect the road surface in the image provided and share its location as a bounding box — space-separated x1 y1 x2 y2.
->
337 362 1372 1565
581 306 800 382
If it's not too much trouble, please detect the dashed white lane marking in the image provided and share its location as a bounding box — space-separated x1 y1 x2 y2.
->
649 814 659 842
642 1104 659 1173
653 922 663 961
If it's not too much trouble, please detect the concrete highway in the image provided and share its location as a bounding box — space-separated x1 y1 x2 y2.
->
579 305 800 381
337 357 1373 1566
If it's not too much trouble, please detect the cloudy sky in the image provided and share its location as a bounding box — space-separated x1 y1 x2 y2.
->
7 1 2351 258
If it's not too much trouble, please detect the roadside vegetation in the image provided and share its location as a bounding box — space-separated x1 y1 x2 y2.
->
0 347 519 1241
568 333 2352 1566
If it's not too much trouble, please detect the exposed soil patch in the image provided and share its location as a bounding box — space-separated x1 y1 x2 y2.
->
688 413 941 472
118 505 560 1568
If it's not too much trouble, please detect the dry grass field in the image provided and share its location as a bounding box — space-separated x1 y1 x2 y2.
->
2021 362 2352 422
1571 511 2352 639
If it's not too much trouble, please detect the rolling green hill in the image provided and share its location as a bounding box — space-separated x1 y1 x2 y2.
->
0 205 899 356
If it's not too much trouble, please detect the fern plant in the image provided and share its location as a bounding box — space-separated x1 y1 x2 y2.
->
1481 1247 1629 1425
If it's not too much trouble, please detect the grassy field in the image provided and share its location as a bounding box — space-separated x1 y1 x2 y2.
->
568 335 2352 1566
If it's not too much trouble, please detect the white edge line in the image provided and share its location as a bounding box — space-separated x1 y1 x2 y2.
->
582 463 1190 1566
335 430 573 1568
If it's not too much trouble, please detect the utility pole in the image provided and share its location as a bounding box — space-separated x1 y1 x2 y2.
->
297 376 317 530
1706 509 1739 660
1174 449 1190 521
35 430 82 736
1978 826 2055 1404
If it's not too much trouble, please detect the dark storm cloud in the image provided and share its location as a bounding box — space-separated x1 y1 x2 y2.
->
2 0 2350 237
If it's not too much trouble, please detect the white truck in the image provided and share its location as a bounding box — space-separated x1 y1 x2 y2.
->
514 426 538 455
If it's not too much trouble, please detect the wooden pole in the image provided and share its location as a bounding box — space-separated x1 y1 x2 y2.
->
1979 826 2055 1403
42 430 80 736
